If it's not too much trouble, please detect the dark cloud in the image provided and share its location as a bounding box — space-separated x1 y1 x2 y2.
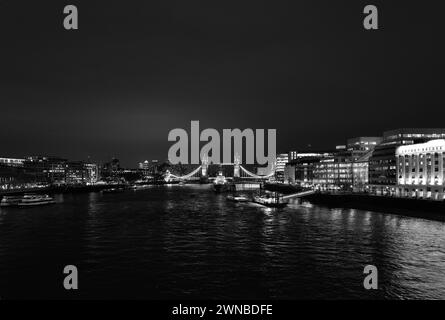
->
0 0 444 166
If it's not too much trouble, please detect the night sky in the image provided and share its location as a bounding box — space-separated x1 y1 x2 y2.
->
0 1 444 167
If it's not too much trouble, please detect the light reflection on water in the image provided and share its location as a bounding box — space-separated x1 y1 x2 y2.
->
0 184 444 299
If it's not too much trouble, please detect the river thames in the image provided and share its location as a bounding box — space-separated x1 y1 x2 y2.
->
0 185 444 299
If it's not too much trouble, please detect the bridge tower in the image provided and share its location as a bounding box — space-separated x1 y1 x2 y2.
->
234 154 240 178
201 155 208 177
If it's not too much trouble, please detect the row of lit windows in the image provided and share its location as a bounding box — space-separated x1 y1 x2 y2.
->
0 158 25 164
398 146 445 154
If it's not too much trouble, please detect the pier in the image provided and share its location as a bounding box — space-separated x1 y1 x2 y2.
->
281 190 317 200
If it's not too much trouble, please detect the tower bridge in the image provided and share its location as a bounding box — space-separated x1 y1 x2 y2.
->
165 158 275 182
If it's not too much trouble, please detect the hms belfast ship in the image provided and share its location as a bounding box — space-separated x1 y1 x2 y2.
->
212 172 235 193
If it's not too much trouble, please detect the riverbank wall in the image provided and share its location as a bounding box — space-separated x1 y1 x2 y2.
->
303 193 445 222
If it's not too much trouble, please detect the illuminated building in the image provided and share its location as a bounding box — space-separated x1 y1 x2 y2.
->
313 157 353 190
284 164 295 183
84 163 99 183
0 165 19 186
345 137 382 191
139 160 151 177
62 161 99 184
1 155 99 186
275 153 289 172
368 128 445 196
23 156 67 183
284 152 334 185
346 137 382 152
20 156 100 185
1 156 66 187
0 157 25 167
139 160 150 170
274 153 289 182
103 158 120 173
384 129 445 142
307 137 381 191
352 160 369 191
395 139 445 200
65 161 87 184
151 160 159 174
102 158 121 180
0 157 26 187
288 151 297 161
312 157 370 192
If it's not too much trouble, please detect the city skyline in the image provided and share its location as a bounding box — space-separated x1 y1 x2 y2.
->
2 126 445 168
1 1 444 167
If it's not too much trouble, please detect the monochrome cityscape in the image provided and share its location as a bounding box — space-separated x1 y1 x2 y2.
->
2 128 445 300
3 128 445 203
1 0 445 303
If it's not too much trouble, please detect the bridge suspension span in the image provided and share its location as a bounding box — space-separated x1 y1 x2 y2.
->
165 165 202 180
165 163 275 181
239 165 275 179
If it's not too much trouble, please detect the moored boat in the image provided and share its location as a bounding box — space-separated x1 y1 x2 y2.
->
102 188 125 194
226 195 250 202
131 184 149 190
18 194 55 207
252 193 288 208
213 173 228 192
213 172 235 193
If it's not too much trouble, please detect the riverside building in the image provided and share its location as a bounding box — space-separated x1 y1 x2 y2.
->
395 139 445 200
0 157 26 187
312 137 381 191
283 151 333 185
288 151 298 161
368 128 445 196
1 155 99 187
313 157 353 191
275 153 289 172
274 153 289 181
0 157 25 167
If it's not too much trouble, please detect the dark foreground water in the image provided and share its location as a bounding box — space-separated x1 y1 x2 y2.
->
0 185 444 299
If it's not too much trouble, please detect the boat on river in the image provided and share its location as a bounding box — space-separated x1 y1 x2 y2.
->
102 188 125 194
18 194 56 207
226 194 250 202
252 192 288 208
213 172 235 193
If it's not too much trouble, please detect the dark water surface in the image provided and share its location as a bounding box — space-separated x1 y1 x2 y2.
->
1 185 444 299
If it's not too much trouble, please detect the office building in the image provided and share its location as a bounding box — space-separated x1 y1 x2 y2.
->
313 156 353 190
274 153 289 181
347 137 382 152
395 139 445 200
139 160 150 170
84 163 99 183
0 157 25 167
311 137 381 191
284 152 333 185
368 128 445 196
23 156 67 183
275 153 289 172
65 161 88 184
288 151 297 161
